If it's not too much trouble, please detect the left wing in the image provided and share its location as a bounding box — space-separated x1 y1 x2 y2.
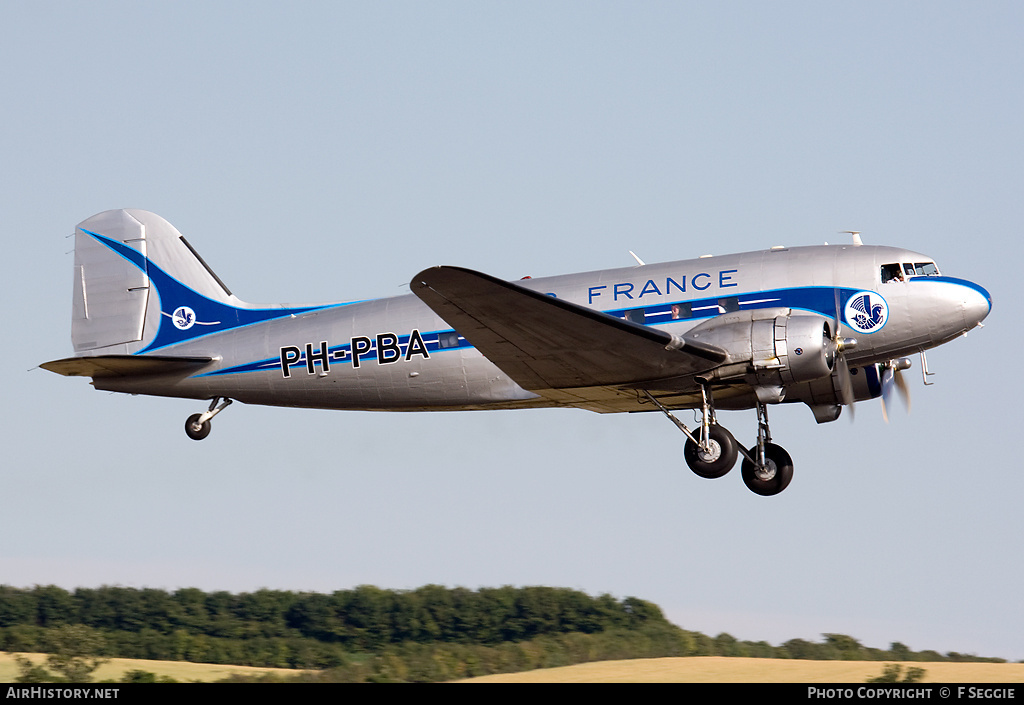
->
411 266 727 392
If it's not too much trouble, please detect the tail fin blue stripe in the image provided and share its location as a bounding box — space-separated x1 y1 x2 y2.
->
83 230 334 353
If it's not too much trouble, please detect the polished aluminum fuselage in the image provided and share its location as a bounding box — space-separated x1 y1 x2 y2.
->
93 243 991 414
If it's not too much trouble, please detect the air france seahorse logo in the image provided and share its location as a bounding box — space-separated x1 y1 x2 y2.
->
166 306 220 331
172 306 196 330
844 291 888 333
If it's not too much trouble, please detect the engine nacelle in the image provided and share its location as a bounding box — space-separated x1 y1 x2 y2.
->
751 315 835 386
687 312 837 391
775 362 885 423
688 311 839 399
795 362 884 407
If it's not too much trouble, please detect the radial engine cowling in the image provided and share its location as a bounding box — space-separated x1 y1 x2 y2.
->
749 314 835 387
686 312 836 388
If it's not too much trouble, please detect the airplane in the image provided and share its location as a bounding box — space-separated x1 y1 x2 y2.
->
42 209 992 496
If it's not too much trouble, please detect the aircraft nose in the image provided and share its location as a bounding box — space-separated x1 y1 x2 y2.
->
961 280 992 329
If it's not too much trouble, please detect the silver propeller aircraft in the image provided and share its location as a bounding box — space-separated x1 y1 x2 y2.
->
43 209 991 495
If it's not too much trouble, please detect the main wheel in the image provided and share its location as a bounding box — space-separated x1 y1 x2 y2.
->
185 413 211 441
741 443 793 496
683 425 738 479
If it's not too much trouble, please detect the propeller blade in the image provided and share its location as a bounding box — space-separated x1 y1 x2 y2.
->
880 364 895 423
836 356 855 420
880 358 912 422
894 366 911 413
833 289 844 345
830 324 857 421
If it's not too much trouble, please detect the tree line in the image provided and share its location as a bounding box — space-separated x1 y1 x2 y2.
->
0 584 1006 677
0 584 672 669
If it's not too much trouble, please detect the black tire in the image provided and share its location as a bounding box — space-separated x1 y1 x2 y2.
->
185 413 211 441
683 425 738 479
741 443 793 496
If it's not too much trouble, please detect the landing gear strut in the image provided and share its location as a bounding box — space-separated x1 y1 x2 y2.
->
644 389 794 495
644 385 738 479
739 402 793 496
185 397 232 440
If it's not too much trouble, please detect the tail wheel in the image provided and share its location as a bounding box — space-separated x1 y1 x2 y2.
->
684 424 738 479
185 413 211 441
741 443 793 495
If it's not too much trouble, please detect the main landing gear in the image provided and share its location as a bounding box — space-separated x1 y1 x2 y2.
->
185 397 232 440
643 386 793 496
739 401 793 496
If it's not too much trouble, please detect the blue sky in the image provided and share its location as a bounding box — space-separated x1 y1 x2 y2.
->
3 2 1022 661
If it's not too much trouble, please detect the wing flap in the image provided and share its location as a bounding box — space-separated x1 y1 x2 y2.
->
41 355 214 378
411 266 727 390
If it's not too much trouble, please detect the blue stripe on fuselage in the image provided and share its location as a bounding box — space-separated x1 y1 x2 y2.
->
202 285 858 377
202 329 467 377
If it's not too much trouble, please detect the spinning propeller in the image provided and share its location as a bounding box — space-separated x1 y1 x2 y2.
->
880 358 912 422
831 288 912 421
831 289 859 418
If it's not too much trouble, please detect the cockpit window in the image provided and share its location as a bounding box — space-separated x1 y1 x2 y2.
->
882 261 940 282
880 264 903 283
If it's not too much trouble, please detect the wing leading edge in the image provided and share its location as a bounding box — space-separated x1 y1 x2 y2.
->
410 266 727 392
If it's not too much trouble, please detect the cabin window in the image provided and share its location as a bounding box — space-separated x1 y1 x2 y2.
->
912 262 939 276
671 302 692 320
718 297 740 313
438 331 461 349
625 308 646 324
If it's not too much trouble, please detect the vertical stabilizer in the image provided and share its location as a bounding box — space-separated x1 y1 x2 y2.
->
70 209 240 355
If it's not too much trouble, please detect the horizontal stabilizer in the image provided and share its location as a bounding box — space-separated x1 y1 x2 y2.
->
411 266 727 390
41 355 214 378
